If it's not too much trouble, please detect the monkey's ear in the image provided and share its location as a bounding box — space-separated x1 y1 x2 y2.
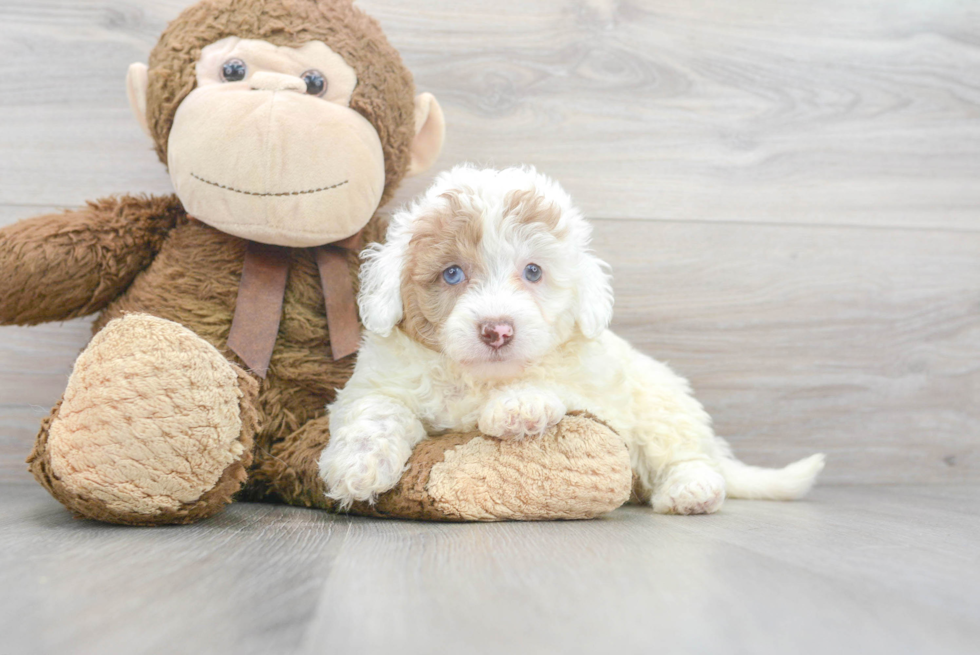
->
126 63 152 139
407 93 445 176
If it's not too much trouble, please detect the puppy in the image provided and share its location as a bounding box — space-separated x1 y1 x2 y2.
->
320 165 825 514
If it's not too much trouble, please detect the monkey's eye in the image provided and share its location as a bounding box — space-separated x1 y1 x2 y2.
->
442 266 466 286
301 70 327 96
221 59 247 82
523 263 543 283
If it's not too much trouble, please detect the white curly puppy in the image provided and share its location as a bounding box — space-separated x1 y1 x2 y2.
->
320 165 825 514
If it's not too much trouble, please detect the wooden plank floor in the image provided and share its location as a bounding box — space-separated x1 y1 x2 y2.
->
1 482 978 655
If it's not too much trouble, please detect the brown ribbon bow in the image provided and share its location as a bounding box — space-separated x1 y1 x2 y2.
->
227 232 363 378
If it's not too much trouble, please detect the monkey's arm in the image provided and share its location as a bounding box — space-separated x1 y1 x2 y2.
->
0 194 181 325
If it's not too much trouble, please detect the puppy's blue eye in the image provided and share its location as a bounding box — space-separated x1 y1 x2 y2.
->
442 265 466 285
523 263 543 283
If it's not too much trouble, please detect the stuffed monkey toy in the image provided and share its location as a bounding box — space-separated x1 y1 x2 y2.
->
0 0 633 525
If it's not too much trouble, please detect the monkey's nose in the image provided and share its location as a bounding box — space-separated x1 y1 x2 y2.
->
249 72 306 93
479 320 515 349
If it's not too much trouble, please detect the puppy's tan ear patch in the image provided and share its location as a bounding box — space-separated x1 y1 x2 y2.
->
399 196 485 349
504 188 563 233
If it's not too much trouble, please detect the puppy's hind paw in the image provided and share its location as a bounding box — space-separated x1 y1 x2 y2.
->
478 388 566 441
651 463 726 515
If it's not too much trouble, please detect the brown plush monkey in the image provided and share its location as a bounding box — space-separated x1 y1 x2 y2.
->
1 0 632 526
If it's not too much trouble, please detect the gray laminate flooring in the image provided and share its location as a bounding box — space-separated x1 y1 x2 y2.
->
1 482 977 655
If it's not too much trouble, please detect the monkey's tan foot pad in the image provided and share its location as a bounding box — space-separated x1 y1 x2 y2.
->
28 313 258 526
353 414 633 521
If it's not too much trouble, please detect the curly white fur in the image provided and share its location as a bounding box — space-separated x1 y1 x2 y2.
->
320 165 825 513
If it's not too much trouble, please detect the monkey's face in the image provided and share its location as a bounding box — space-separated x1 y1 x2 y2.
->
128 36 443 248
171 37 382 247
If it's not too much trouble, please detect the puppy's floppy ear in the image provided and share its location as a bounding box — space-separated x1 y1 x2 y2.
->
575 250 614 339
358 238 407 336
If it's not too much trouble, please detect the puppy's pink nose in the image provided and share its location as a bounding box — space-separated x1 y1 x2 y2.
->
479 320 514 349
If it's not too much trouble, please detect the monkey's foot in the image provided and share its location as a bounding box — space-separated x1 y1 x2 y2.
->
351 413 633 521
28 313 258 526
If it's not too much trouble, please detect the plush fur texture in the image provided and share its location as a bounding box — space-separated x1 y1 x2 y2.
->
6 0 632 525
16 199 367 522
321 166 826 514
33 314 259 525
0 196 182 325
422 414 632 520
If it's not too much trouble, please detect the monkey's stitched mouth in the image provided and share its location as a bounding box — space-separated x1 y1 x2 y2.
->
190 173 349 197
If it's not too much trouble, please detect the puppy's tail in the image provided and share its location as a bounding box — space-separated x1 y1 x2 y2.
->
718 450 826 501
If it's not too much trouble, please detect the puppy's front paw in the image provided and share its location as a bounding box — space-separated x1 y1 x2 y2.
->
651 463 726 515
318 422 412 509
478 389 566 441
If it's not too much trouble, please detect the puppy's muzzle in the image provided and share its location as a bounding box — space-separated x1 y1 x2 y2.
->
479 319 514 349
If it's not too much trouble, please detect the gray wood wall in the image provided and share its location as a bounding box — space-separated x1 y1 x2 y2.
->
0 0 977 484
